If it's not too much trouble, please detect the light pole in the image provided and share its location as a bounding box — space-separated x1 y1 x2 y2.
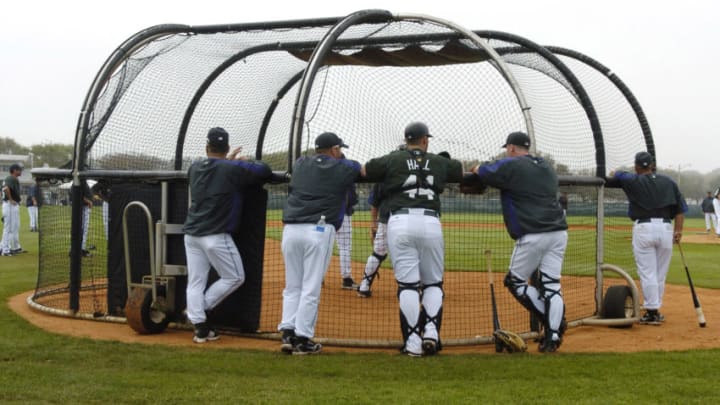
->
677 163 691 190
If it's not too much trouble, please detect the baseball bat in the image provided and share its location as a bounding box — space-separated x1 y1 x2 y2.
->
677 243 706 328
485 249 503 352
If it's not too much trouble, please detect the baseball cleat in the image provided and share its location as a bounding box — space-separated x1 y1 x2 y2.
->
342 277 359 290
292 338 322 355
280 329 296 354
357 289 372 298
422 339 438 356
538 338 560 353
192 322 220 343
639 310 662 325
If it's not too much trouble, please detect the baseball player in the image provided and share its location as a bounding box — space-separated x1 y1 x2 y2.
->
91 182 110 241
700 191 717 233
183 127 272 343
337 180 359 289
467 131 569 353
357 182 389 298
26 183 39 232
279 132 361 355
361 122 463 357
80 180 94 257
607 151 687 325
2 163 24 256
358 145 414 298
714 193 720 238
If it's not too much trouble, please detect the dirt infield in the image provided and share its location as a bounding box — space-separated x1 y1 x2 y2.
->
13 226 720 354
10 282 720 354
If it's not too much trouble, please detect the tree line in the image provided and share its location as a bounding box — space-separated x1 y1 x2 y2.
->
1 136 74 169
3 135 717 202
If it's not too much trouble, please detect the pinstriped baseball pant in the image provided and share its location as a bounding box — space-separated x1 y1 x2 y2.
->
184 233 245 325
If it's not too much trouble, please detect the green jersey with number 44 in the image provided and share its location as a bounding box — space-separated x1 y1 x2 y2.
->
364 149 463 214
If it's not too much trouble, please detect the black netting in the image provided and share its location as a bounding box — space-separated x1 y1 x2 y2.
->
31 14 652 345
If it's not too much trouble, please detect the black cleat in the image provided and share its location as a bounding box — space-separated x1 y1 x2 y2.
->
280 329 296 354
342 277 359 290
422 339 439 356
538 338 561 353
357 289 372 298
192 322 220 343
639 310 662 326
292 337 322 355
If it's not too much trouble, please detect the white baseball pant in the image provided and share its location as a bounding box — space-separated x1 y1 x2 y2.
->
358 222 387 293
1 202 20 253
387 209 444 353
278 222 336 339
336 215 352 279
632 219 673 310
508 230 568 339
81 206 91 250
705 212 718 233
28 205 38 230
184 233 246 325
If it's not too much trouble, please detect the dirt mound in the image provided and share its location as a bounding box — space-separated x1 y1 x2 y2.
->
9 282 719 354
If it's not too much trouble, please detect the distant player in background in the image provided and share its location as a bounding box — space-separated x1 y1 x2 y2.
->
700 191 716 233
80 180 94 257
92 182 110 241
357 182 389 298
713 192 720 238
337 171 359 289
2 163 24 256
357 145 411 298
26 183 39 232
559 192 568 217
183 127 272 343
607 151 687 325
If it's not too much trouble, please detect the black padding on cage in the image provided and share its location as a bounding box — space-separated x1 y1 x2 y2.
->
108 182 267 332
207 185 267 332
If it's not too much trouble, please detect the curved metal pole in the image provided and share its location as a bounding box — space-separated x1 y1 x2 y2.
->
397 13 535 148
289 9 393 169
256 70 305 161
477 30 605 178
546 46 655 166
174 42 320 169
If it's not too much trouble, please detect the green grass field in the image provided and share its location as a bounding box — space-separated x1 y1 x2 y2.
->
1 209 719 403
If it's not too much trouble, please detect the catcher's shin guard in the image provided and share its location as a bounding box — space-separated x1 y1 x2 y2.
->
536 271 566 341
362 252 386 287
397 282 422 345
420 281 444 345
504 272 544 319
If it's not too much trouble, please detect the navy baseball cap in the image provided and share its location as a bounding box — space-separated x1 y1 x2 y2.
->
315 132 348 149
634 151 654 168
404 122 433 140
207 127 229 148
502 131 531 148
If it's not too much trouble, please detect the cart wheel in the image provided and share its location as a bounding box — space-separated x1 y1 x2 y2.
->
602 285 634 328
126 287 169 334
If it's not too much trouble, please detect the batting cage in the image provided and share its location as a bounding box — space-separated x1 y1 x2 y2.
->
30 9 653 347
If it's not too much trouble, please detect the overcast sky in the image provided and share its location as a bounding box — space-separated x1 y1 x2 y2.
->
1 0 718 172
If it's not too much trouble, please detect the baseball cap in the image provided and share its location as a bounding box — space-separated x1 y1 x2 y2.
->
207 127 230 148
634 151 654 168
315 132 348 149
404 122 433 140
9 163 23 173
502 131 531 148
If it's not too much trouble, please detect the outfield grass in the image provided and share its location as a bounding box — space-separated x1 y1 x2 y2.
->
2 211 720 403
